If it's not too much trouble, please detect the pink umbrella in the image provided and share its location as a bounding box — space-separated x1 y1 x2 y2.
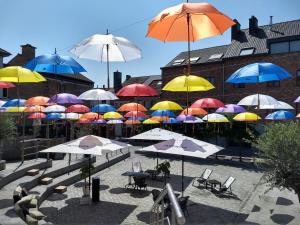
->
0 82 16 88
66 104 90 113
124 111 149 118
28 113 46 119
191 98 225 109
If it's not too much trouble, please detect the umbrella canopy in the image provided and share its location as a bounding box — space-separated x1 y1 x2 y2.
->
143 119 160 125
124 111 148 118
130 128 184 141
78 88 118 101
151 116 169 122
43 104 66 113
233 112 261 122
118 102 147 112
176 114 196 122
65 113 81 120
48 93 82 104
237 94 280 107
2 99 26 107
163 75 214 92
45 113 65 120
216 104 246 113
226 62 292 83
91 104 116 113
24 105 45 113
28 112 46 119
191 98 225 109
147 2 235 42
297 113 300 118
81 112 101 120
127 117 146 121
125 120 141 125
183 117 203 123
0 66 46 83
107 119 123 124
265 110 295 120
66 104 90 113
25 96 50 106
258 101 294 110
0 82 15 88
77 118 92 124
180 107 207 116
163 118 179 124
151 110 175 117
0 100 6 107
103 112 123 119
116 83 158 97
294 96 300 103
151 101 182 111
202 113 229 123
5 107 26 112
92 119 106 124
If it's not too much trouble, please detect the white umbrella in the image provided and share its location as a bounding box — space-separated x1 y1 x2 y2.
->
0 100 6 107
70 33 142 88
238 94 280 107
65 113 81 120
107 119 123 124
78 88 118 101
258 100 294 110
129 128 184 141
202 113 229 122
43 104 66 112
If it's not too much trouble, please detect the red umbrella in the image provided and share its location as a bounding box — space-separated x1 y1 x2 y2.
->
124 111 149 118
191 98 225 109
66 104 90 113
116 83 158 97
77 118 92 124
0 81 16 88
28 113 46 119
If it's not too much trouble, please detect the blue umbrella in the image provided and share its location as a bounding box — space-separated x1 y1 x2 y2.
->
151 110 175 117
2 99 26 107
91 104 116 113
25 53 86 74
265 110 295 120
163 118 179 124
127 117 146 121
226 62 292 83
46 113 65 120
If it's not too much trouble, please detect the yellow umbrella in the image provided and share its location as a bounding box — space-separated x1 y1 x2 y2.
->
233 112 261 121
143 119 160 124
0 66 46 83
103 112 123 119
151 101 183 110
5 107 26 112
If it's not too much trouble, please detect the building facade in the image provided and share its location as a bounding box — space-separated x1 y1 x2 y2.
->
161 17 300 107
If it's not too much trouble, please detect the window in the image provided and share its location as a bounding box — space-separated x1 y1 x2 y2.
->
296 70 300 86
205 77 216 85
266 81 280 87
290 40 300 52
208 53 223 60
172 59 185 65
233 83 245 88
189 57 200 63
0 88 8 98
239 48 255 56
270 41 289 54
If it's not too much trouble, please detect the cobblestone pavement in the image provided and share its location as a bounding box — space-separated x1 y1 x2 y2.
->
40 148 268 225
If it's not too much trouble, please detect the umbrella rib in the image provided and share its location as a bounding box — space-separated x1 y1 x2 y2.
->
163 13 186 42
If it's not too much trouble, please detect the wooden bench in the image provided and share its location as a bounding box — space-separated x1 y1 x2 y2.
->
26 169 40 176
40 177 53 185
54 185 67 194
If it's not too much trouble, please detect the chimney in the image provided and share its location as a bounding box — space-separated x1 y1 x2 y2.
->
113 70 122 92
125 75 131 81
231 19 241 40
249 16 258 35
269 16 273 31
21 44 36 61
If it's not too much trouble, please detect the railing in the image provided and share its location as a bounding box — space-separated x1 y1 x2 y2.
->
150 183 185 225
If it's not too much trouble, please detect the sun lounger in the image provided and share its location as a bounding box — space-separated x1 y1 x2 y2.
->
213 176 236 195
192 168 213 187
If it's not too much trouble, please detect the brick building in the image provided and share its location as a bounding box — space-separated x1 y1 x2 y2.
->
161 16 300 107
0 47 11 98
1 44 94 100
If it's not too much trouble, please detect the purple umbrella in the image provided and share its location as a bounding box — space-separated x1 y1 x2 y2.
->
92 119 106 124
176 114 196 122
294 96 300 103
48 93 83 104
216 104 246 114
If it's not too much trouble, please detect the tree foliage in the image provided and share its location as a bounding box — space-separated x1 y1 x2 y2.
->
0 113 17 140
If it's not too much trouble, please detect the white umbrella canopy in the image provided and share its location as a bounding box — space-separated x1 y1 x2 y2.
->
129 128 184 141
238 94 280 107
65 113 81 120
202 113 229 122
107 119 123 124
78 88 118 101
258 100 294 110
43 104 66 113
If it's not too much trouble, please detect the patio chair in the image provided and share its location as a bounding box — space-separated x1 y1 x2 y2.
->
213 176 236 195
133 176 147 190
178 196 190 217
192 168 213 187
132 161 142 172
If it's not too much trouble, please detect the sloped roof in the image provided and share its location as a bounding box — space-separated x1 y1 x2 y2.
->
41 72 94 84
123 75 161 86
0 48 11 57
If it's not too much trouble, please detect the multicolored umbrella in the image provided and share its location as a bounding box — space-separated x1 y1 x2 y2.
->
118 102 147 112
216 104 246 114
151 110 175 117
116 83 158 97
103 112 123 120
0 82 15 88
233 112 261 122
191 98 225 109
81 112 100 120
43 104 66 113
91 104 116 113
2 99 26 107
202 113 229 123
78 88 118 101
265 110 295 120
143 119 160 124
66 104 90 113
180 107 207 116
48 93 82 104
151 101 182 111
124 111 148 118
25 96 50 106
28 112 46 119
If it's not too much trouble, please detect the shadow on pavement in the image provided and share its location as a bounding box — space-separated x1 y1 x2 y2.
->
276 197 294 206
270 213 295 224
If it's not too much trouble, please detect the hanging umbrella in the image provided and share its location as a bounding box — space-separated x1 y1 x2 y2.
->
77 118 92 124
216 104 246 113
116 83 158 97
0 100 6 107
103 112 123 120
143 119 160 125
118 102 147 112
191 98 225 109
124 111 148 118
81 112 101 120
238 94 280 107
2 99 26 107
295 96 300 103
151 116 169 122
176 114 196 122
25 96 50 106
151 101 182 111
0 66 46 83
163 118 179 124
45 113 65 120
127 117 146 121
92 119 106 124
233 112 261 122
66 113 81 120
107 119 123 124
91 104 116 113
25 52 86 74
183 117 203 123
5 107 26 112
202 113 229 123
24 105 45 113
78 88 118 101
151 110 175 117
66 104 90 113
125 120 141 125
43 104 66 113
265 110 295 120
180 107 207 116
258 101 294 110
0 81 15 88
71 33 141 88
28 112 46 119
48 93 82 104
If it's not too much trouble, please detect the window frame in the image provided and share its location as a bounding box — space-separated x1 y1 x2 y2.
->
208 53 223 60
239 48 255 56
172 59 185 65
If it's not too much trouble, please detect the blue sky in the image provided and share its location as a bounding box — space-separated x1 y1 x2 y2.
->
1 0 300 87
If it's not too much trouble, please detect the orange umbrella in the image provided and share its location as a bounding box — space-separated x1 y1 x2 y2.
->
28 113 46 119
25 96 50 106
77 118 92 124
124 111 148 118
180 107 207 116
81 112 101 120
125 120 141 125
151 116 169 122
118 102 147 112
24 105 45 113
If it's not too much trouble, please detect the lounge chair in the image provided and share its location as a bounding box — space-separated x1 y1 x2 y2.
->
132 161 142 172
192 168 213 187
133 176 147 190
213 176 236 195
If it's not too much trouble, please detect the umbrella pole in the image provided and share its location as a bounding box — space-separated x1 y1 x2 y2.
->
156 152 159 168
88 155 91 189
182 155 184 196
106 29 110 89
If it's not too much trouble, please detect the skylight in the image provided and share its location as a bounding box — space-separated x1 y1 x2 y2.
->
208 53 223 60
172 59 185 65
190 57 200 63
240 48 255 56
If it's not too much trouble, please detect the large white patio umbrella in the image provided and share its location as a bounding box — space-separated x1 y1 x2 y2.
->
142 137 223 195
129 128 184 141
70 32 142 88
237 94 280 107
78 88 118 101
258 100 294 110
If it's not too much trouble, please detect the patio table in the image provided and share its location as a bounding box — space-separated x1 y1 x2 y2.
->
122 171 150 188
